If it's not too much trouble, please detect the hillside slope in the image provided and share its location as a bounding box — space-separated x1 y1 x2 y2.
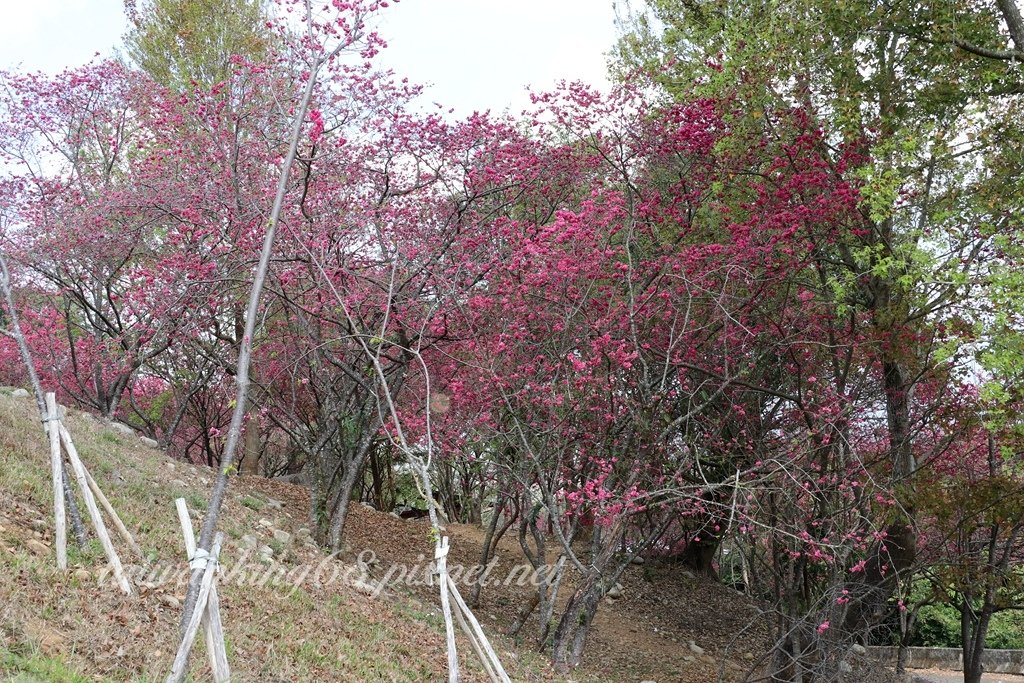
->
0 389 775 682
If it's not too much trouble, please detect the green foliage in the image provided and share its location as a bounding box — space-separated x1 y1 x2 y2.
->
910 602 1024 649
615 0 1024 343
125 0 273 92
391 468 423 509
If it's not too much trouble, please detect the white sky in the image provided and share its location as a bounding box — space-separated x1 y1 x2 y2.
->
0 0 619 116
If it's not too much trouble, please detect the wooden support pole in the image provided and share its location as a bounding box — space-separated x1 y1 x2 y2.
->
82 464 143 559
57 422 132 595
449 582 499 683
437 537 461 682
165 532 224 683
175 499 229 682
45 393 67 570
447 575 512 683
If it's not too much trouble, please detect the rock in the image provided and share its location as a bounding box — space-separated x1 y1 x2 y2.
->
641 680 658 683
687 640 705 656
295 528 311 541
109 422 135 436
170 479 186 489
272 529 292 545
25 539 49 555
73 569 91 582
258 544 274 557
140 436 159 448
257 518 273 529
743 652 755 661
682 655 695 663
360 501 376 510
839 661 853 674
165 461 175 470
606 582 624 599
79 412 97 423
30 518 47 530
160 594 181 609
850 643 866 656
264 497 284 510
631 555 646 565
11 388 29 398
240 534 258 549
389 511 402 519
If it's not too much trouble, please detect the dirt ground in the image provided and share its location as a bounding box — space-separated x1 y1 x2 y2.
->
0 391 909 682
248 475 778 682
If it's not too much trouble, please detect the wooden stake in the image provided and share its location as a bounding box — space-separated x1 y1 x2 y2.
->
450 583 499 683
83 464 143 559
166 533 224 683
175 499 229 682
45 393 66 570
437 537 461 682
57 422 132 595
447 575 512 683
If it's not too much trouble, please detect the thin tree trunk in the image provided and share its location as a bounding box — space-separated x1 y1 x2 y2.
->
471 492 506 607
0 250 87 548
328 465 361 551
507 592 539 638
240 403 261 476
177 11 323 636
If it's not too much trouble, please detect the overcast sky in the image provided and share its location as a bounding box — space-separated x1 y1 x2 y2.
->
0 0 619 115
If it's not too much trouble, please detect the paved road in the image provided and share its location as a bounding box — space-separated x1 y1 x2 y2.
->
913 672 1024 683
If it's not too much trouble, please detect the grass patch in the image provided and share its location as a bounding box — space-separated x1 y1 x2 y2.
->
184 492 206 509
1 645 93 683
99 432 121 445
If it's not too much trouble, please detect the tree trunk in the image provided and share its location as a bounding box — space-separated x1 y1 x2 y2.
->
63 468 88 547
550 575 603 672
328 464 361 551
507 592 538 637
178 41 320 635
962 601 994 683
1 250 88 549
678 532 720 578
239 407 261 476
471 492 505 607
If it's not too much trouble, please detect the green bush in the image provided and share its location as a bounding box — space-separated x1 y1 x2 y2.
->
910 603 1024 649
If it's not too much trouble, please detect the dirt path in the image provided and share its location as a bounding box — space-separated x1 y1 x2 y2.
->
913 670 1024 683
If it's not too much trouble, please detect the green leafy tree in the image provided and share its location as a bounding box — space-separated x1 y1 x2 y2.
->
125 0 273 92
615 0 1024 677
